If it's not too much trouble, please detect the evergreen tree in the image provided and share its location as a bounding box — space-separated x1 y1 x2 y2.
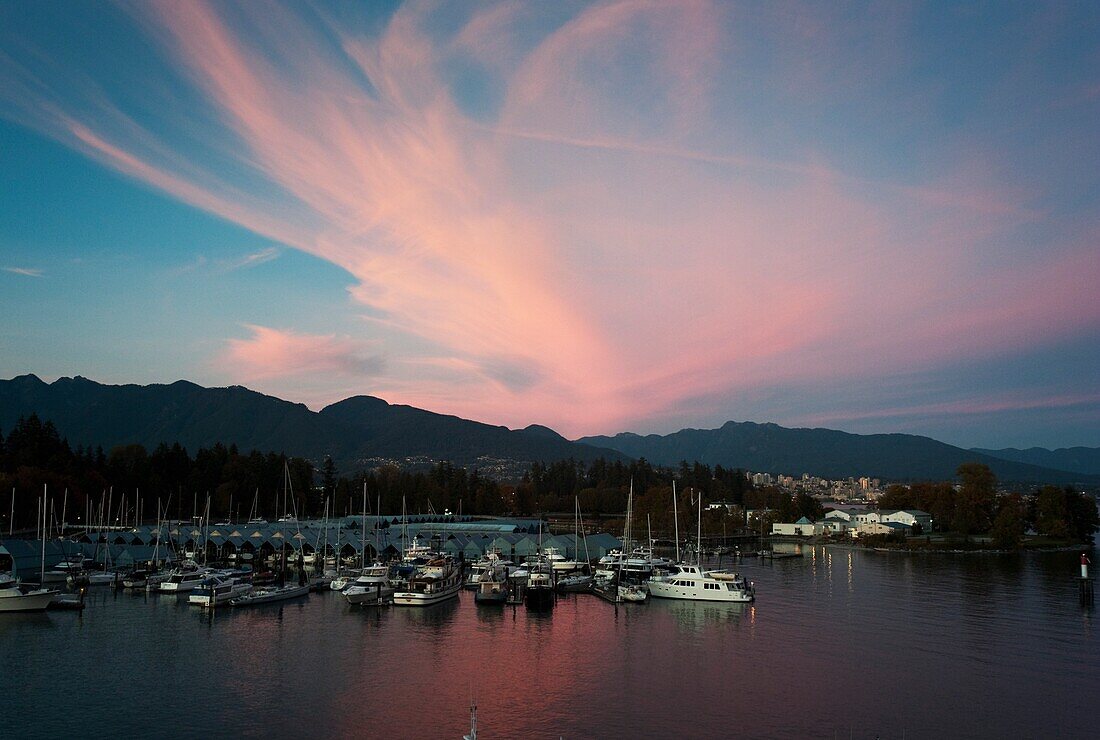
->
991 493 1026 549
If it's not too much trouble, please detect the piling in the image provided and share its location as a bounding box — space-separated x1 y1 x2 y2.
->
1079 553 1093 607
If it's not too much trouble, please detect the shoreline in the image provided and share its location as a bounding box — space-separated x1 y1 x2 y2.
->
817 541 1092 556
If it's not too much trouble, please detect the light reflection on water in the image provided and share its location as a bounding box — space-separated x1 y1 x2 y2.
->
2 549 1097 739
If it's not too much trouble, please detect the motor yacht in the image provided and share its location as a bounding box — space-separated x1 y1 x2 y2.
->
189 575 253 608
158 564 213 593
392 557 462 607
646 564 754 603
0 572 58 612
344 563 394 606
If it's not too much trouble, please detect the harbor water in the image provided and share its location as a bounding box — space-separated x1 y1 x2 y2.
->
2 547 1097 739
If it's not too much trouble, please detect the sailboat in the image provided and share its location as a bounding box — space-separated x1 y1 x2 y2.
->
1 489 59 612
615 481 647 602
231 540 311 606
234 466 312 606
557 498 594 593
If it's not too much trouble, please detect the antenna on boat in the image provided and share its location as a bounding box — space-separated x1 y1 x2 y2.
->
463 694 478 740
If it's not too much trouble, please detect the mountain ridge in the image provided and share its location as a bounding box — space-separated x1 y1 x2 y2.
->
2 375 1095 485
971 446 1100 477
579 420 1097 485
0 375 627 472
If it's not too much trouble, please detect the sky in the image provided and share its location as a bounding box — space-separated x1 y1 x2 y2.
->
1 1 1098 450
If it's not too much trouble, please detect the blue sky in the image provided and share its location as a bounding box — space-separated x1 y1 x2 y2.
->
1 1 1098 449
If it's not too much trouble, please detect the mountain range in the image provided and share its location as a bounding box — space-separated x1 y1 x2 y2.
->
0 375 627 472
970 447 1100 477
579 423 1098 485
0 374 1096 485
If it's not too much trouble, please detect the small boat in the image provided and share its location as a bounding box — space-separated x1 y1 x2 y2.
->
0 572 58 612
44 558 87 584
159 564 214 593
524 559 555 611
230 583 310 607
542 546 580 573
189 576 253 608
617 583 648 603
473 559 510 605
555 573 594 593
122 569 157 589
330 571 359 592
85 570 123 587
48 591 86 610
345 564 394 606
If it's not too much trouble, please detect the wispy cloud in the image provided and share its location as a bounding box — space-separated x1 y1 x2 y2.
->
1 1 1097 437
3 267 44 277
223 324 384 381
219 246 280 272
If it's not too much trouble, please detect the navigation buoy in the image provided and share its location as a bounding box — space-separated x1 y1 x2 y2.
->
1081 553 1094 607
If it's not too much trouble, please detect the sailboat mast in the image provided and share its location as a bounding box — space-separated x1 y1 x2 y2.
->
697 487 702 566
39 485 47 584
361 482 367 569
673 481 680 563
401 495 408 559
105 487 113 572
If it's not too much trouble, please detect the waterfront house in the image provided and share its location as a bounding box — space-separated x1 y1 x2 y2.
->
771 516 822 537
854 521 911 537
880 510 932 531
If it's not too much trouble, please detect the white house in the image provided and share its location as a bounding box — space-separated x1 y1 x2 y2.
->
854 511 882 526
855 521 911 538
821 518 854 535
880 510 933 531
771 516 821 537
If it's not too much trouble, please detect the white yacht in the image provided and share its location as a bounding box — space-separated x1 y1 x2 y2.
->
44 557 87 584
392 557 462 607
344 563 394 605
189 575 252 608
329 570 360 592
0 572 58 612
542 546 580 573
646 564 754 602
159 564 213 593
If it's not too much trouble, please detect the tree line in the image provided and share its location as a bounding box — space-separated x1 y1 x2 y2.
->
3 415 1094 547
877 462 1098 547
0 414 768 534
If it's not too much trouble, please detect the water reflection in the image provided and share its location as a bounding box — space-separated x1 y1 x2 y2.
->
652 598 748 633
3 552 1099 739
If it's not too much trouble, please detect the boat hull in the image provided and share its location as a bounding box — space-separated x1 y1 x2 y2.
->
0 589 58 612
524 585 555 611
230 585 310 607
345 585 394 605
647 581 753 602
392 585 460 607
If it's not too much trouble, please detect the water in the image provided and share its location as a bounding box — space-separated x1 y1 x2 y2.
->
2 548 1096 739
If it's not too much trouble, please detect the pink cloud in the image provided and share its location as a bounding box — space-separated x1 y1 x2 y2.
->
2 2 1096 437
223 325 383 382
796 390 1100 427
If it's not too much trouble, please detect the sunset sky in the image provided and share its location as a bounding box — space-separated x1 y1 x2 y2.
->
1 1 1098 449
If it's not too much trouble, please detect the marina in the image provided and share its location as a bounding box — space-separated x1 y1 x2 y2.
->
2 547 1097 738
